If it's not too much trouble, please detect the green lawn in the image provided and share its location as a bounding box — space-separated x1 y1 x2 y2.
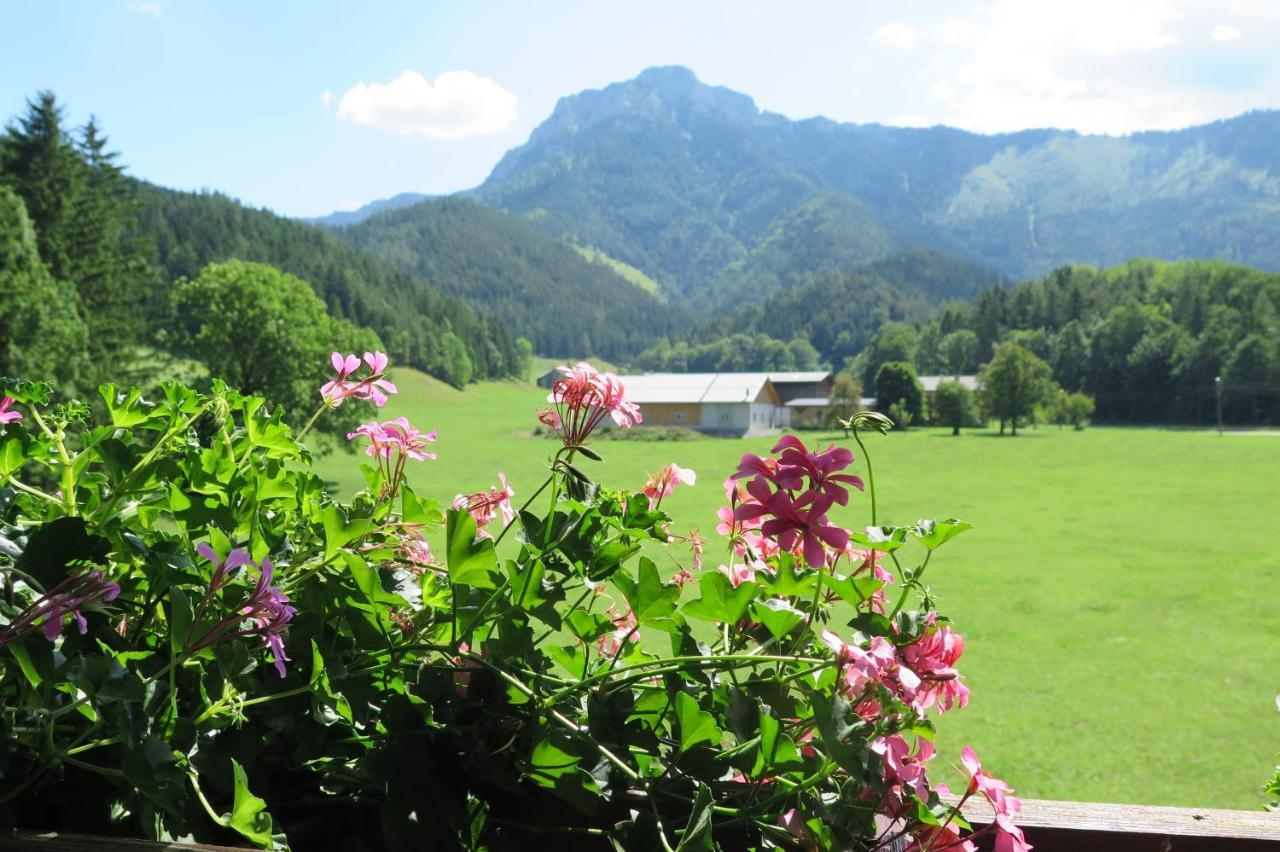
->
316 368 1280 809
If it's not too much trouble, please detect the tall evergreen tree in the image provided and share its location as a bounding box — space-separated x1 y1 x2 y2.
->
0 187 89 386
0 92 82 281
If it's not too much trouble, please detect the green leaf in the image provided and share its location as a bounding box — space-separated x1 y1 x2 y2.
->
446 508 498 588
0 435 27 477
614 558 679 630
823 575 885 608
99 384 153 428
752 704 803 774
849 526 909 552
228 758 277 848
675 692 721 753
565 610 612 643
682 572 758 624
760 552 814 597
528 733 581 785
321 505 372 562
749 599 804 640
912 518 974 551
170 588 193 656
674 783 715 851
309 641 353 725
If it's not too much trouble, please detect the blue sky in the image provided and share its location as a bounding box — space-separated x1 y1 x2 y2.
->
4 0 1278 216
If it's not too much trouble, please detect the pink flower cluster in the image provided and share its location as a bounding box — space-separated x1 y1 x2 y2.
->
538 362 642 446
452 473 515 539
0 396 21 426
187 545 297 678
347 417 437 499
641 463 696 508
0 570 120 646
728 435 863 568
321 351 398 408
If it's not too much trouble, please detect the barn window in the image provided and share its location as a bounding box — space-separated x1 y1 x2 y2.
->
674 411 684 423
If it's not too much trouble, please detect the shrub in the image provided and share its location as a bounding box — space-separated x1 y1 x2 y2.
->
0 361 1027 851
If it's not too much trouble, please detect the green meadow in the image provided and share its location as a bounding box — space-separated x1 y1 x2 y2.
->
315 368 1280 809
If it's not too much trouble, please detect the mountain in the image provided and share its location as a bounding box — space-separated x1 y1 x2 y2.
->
474 65 1280 305
307 192 433 227
331 196 683 359
131 183 520 384
717 248 1001 367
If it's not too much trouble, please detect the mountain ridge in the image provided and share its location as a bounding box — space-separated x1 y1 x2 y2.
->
469 65 1280 305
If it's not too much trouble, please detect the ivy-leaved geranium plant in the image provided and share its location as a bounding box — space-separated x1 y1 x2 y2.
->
0 359 1029 851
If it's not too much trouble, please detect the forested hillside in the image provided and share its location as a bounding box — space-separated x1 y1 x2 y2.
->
474 66 1280 304
332 196 683 359
133 184 520 385
0 90 522 399
637 249 1000 371
898 259 1280 424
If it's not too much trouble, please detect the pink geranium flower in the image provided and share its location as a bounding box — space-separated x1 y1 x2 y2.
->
452 473 516 539
321 350 398 408
771 435 864 505
641 463 696 507
962 748 1032 852
346 417 436 499
0 571 120 647
901 615 970 713
597 605 638 657
758 490 850 569
539 362 642 446
0 396 21 426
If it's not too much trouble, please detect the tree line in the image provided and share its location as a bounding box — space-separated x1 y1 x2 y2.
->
855 259 1280 426
0 91 525 404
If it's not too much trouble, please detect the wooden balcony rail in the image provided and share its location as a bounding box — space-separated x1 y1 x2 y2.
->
1 800 1278 851
961 797 1280 851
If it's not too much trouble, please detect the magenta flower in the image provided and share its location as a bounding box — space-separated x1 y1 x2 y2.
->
538 362 642 446
244 557 296 678
0 570 120 646
320 350 398 408
452 473 516 539
188 549 296 678
641 463 696 508
0 396 21 426
346 417 436 499
772 435 864 505
758 490 850 569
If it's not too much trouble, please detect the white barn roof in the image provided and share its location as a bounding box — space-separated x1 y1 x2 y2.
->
918 374 980 392
766 371 832 384
618 373 776 405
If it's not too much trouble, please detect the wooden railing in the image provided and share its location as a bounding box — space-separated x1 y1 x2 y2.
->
2 801 1278 850
962 797 1280 851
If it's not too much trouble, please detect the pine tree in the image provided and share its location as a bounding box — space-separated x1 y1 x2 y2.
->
0 91 83 281
0 186 90 387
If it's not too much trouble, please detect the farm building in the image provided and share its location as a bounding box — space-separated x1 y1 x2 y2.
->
619 373 787 436
768 371 834 427
918 374 980 394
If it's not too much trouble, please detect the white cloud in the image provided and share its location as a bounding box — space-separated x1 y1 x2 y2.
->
321 90 333 110
1210 23 1243 40
128 2 161 16
917 0 1216 133
873 22 925 50
334 70 517 139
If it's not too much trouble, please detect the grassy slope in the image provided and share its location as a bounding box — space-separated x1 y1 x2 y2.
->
315 369 1280 809
573 244 666 301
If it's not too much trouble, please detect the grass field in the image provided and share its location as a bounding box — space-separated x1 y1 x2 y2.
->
315 368 1280 809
